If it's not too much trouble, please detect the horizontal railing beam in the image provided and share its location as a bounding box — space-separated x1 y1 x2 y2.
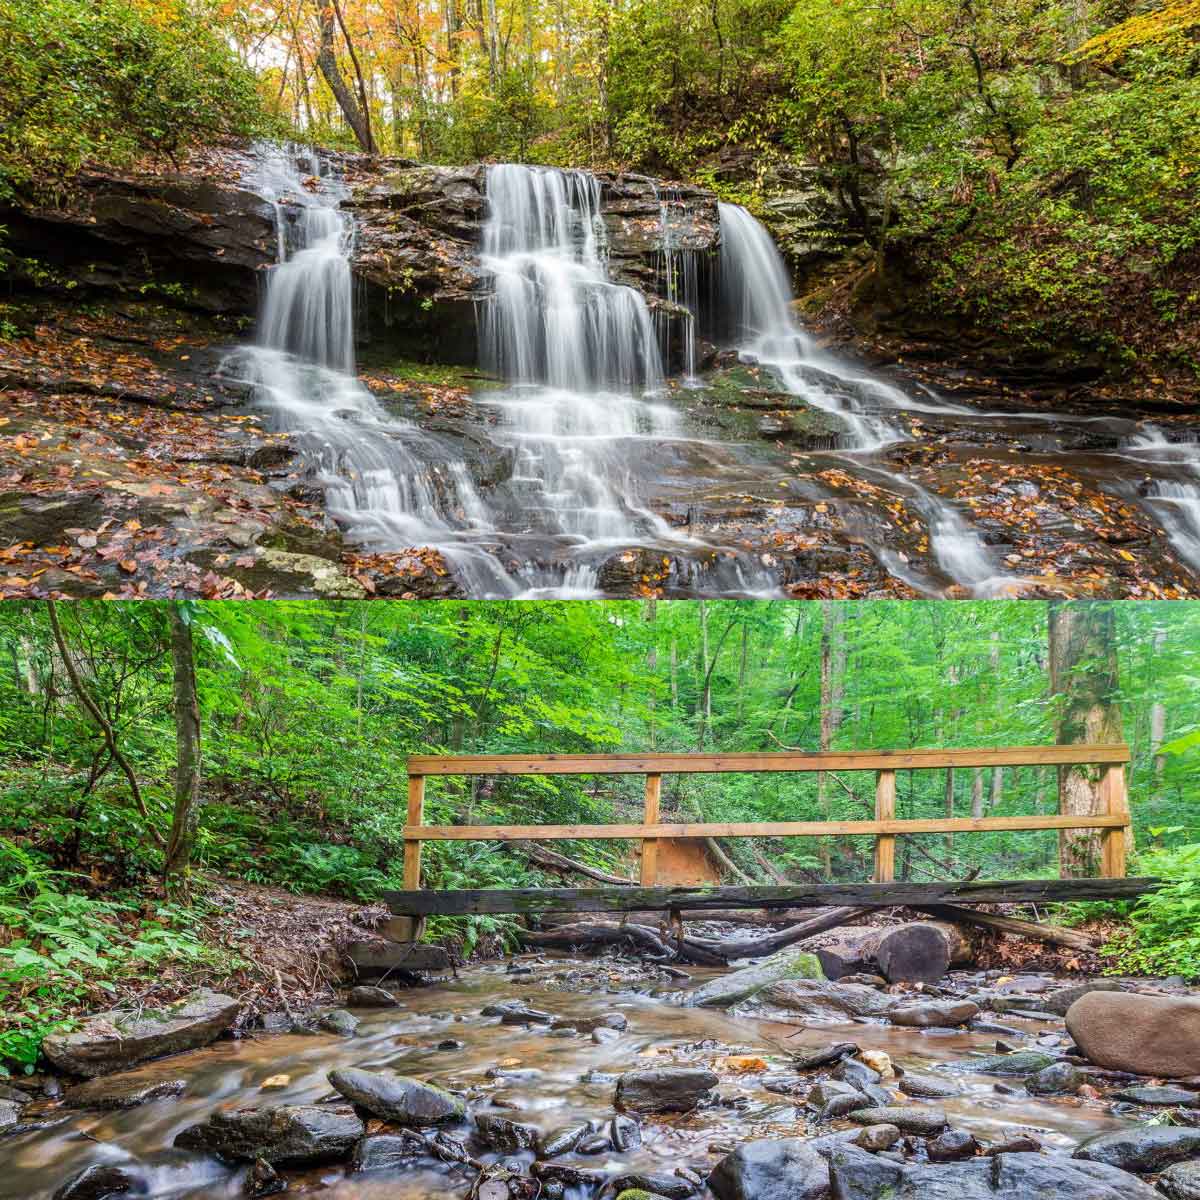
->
406 745 1131 776
384 876 1161 916
401 813 1130 841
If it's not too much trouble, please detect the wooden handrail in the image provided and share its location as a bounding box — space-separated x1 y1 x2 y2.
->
406 745 1131 775
402 745 1132 888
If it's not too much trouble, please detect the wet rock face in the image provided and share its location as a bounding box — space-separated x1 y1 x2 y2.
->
615 1067 719 1114
327 1067 466 1125
887 999 979 1028
173 1103 364 1165
52 1163 137 1200
689 949 824 1009
708 1137 832 1200
64 1071 186 1110
41 989 239 1078
1159 1160 1200 1200
1066 991 1200 1077
731 980 895 1024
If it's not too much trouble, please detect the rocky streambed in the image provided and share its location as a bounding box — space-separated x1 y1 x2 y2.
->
7 953 1200 1200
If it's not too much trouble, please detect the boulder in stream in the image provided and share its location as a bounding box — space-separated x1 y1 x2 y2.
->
328 1067 466 1125
709 1137 832 1200
960 1050 1057 1076
688 949 824 1009
65 1070 186 1110
1159 1161 1200 1200
1073 1125 1200 1173
731 980 894 1024
1066 990 1200 1077
848 1106 948 1136
888 999 979 1028
1112 1084 1199 1106
476 1114 539 1152
42 989 239 1077
53 1164 137 1200
352 1130 431 1171
615 1067 719 1114
346 985 399 1007
1024 1062 1084 1095
317 1009 360 1037
174 1103 364 1165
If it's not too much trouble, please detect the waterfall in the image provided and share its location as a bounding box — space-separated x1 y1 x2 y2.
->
226 146 518 596
655 186 700 383
1121 426 1200 571
716 201 1013 597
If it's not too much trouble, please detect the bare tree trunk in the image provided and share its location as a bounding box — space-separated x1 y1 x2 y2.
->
164 604 203 895
1150 625 1167 792
313 0 375 151
1049 601 1123 876
970 767 984 819
817 603 845 877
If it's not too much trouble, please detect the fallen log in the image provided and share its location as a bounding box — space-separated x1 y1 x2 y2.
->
505 840 633 886
914 903 1098 952
816 921 975 984
519 905 874 967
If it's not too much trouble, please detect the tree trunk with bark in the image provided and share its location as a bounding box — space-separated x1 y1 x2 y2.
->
164 603 203 894
1048 601 1124 876
313 0 376 152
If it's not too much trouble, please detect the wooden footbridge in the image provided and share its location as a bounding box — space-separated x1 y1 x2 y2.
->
385 744 1159 920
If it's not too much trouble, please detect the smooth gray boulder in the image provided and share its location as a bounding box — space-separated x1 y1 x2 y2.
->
897 1072 962 1099
731 980 894 1024
317 1009 360 1038
689 950 824 1008
1025 1062 1083 1095
709 1137 831 1200
174 1104 363 1165
1073 1126 1200 1173
1113 1084 1198 1106
327 1068 465 1125
847 1106 947 1136
65 1071 186 1110
1159 1160 1200 1200
346 985 399 1007
42 989 239 1077
615 1068 718 1114
888 999 979 1028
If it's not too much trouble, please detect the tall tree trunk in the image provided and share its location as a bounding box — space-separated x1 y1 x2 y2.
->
970 768 984 819
164 604 203 894
1048 602 1124 876
645 600 658 748
313 1 376 151
1150 625 1167 792
817 603 845 878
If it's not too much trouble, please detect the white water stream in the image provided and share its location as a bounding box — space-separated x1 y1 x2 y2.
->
226 148 1199 597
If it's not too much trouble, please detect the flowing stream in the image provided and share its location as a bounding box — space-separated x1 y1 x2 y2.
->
4 956 1133 1200
226 148 1200 597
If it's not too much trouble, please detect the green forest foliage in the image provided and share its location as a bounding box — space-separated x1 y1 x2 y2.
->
1 598 1200 1070
0 0 267 198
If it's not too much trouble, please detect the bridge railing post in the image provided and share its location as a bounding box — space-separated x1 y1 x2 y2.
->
641 773 661 885
874 769 896 882
404 774 425 889
1100 763 1129 878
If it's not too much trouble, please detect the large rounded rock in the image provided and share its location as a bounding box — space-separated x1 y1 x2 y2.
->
847 1106 946 1136
1159 1160 1200 1200
689 949 824 1009
53 1164 137 1200
174 1104 363 1165
42 989 239 1077
65 1071 186 1110
1066 991 1200 1077
1073 1126 1200 1173
731 980 894 1024
328 1068 465 1125
709 1137 831 1200
888 1000 979 1028
1025 1062 1084 1095
615 1068 718 1114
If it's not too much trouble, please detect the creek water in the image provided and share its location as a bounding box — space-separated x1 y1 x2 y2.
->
4 956 1131 1200
228 148 1200 597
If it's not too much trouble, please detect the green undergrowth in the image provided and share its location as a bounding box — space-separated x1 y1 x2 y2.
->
0 839 242 1076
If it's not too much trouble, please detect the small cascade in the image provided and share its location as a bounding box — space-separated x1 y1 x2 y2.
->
716 201 1012 596
1120 426 1200 570
654 186 701 383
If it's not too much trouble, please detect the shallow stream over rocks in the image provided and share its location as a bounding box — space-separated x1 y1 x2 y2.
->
4 956 1161 1200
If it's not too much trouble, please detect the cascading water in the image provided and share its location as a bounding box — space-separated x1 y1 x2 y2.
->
654 186 701 384
716 201 1014 597
1120 426 1200 571
225 146 518 596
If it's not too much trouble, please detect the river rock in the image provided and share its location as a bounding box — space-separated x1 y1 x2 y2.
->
0 1099 21 1130
897 1072 962 1099
552 1013 629 1033
708 1137 831 1200
888 1000 979 1028
1159 1161 1200 1200
318 1009 360 1037
807 1080 863 1111
610 1114 642 1151
65 1071 186 1110
353 1131 430 1171
1073 1126 1200 1173
832 1058 880 1089
689 949 824 1008
174 1104 363 1165
847 1106 947 1136
327 1068 466 1125
1041 979 1126 1016
476 1114 539 1152
611 1173 696 1199
1024 1062 1083 1095
42 989 239 1078
538 1123 588 1156
927 1129 979 1162
1066 991 1200 1077
346 985 399 1007
615 1068 719 1114
790 1042 860 1071
52 1164 137 1200
1113 1084 1199 1106
731 980 894 1023
963 1050 1057 1076
245 1158 284 1198
482 1001 555 1025
853 1123 900 1151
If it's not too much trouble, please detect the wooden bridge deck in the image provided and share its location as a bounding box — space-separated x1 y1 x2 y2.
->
394 746 1137 916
